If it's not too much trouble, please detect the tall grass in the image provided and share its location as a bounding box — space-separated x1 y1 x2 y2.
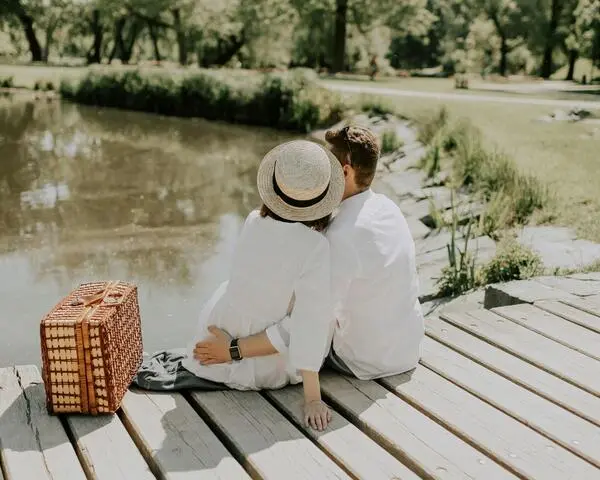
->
60 68 344 132
417 108 547 233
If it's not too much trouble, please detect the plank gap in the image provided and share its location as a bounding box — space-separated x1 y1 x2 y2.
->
425 328 600 427
58 414 95 480
418 357 600 469
319 389 435 480
439 312 598 396
375 378 529 480
258 392 358 480
183 392 260 480
115 408 162 480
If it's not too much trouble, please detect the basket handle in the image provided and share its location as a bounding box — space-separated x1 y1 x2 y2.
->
71 283 123 307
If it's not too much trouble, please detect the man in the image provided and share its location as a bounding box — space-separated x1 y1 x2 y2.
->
195 125 424 380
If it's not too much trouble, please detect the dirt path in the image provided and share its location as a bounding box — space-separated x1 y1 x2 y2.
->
324 82 600 110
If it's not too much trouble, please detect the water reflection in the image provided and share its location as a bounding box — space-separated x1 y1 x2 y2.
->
0 97 294 365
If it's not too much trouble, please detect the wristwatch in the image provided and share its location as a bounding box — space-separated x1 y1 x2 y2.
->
229 338 242 361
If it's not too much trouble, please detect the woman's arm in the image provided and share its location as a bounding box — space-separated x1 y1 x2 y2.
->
301 370 331 431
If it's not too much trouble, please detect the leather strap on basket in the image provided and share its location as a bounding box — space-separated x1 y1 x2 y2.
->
74 281 122 414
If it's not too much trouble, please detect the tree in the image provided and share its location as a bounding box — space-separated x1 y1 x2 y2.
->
0 0 43 61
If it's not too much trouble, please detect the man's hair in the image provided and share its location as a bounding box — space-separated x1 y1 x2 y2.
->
325 126 380 189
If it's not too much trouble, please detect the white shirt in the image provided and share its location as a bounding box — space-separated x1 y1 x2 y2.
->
182 210 333 390
268 189 425 380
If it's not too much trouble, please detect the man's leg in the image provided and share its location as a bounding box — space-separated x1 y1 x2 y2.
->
323 348 355 377
132 348 228 391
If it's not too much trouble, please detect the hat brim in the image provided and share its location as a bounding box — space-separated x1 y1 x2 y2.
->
257 141 345 222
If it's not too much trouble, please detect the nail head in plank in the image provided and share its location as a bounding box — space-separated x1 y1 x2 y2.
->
66 412 155 479
189 390 350 480
536 300 600 334
441 309 600 396
265 386 420 480
426 315 600 426
381 367 600 480
493 303 600 361
421 336 600 467
120 389 249 479
320 373 515 480
0 366 86 480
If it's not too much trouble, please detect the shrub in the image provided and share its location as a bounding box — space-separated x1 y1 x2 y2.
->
381 130 404 154
60 68 344 132
0 76 14 88
359 96 396 118
480 240 544 284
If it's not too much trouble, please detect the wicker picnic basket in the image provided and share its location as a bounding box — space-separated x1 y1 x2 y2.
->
40 281 143 415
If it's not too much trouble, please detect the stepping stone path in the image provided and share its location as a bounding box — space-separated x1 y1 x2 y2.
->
313 114 600 302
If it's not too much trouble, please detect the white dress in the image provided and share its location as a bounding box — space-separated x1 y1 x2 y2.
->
182 210 333 390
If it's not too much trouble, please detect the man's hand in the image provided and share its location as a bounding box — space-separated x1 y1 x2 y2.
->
193 326 232 365
304 400 332 431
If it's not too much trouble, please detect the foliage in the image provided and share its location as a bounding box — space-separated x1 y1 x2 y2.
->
381 130 403 154
0 76 14 88
436 191 479 297
358 96 396 117
480 239 544 284
60 67 344 131
418 107 547 235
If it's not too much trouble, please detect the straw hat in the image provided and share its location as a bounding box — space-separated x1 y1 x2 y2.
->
257 140 345 222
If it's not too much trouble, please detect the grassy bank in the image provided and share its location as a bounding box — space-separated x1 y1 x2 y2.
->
347 93 600 243
59 68 343 132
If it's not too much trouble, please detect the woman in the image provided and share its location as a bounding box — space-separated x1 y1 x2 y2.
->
182 139 344 431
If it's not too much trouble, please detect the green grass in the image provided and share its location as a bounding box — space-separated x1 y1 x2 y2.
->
551 58 597 82
343 92 600 243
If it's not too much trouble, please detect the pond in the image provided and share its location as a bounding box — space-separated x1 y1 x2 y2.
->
0 96 294 366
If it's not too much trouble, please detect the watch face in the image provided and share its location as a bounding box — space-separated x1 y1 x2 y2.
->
230 346 241 361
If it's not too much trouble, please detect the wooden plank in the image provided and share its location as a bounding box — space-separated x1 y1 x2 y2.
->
189 390 350 480
536 300 600 334
120 389 249 479
320 373 516 480
484 280 578 309
426 316 600 426
0 366 86 480
265 386 420 480
421 336 600 467
381 368 600 480
533 275 600 297
441 309 600 396
66 412 155 479
562 296 600 319
493 303 600 360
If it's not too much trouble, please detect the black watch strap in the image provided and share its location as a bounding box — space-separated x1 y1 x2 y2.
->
229 338 242 361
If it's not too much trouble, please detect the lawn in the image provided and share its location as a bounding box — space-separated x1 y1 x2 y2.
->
347 92 600 243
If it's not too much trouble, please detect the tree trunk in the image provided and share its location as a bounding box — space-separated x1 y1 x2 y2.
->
332 0 347 73
499 35 508 77
540 0 562 78
172 9 188 65
148 24 161 62
121 19 143 64
108 18 126 64
88 9 103 64
566 49 578 81
17 13 43 62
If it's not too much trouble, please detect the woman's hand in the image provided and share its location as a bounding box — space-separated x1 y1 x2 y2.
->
303 400 332 431
193 326 232 365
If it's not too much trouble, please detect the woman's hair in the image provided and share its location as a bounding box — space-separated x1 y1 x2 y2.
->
259 204 331 232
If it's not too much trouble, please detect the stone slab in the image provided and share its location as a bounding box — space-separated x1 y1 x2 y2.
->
484 280 579 309
406 216 431 240
518 226 600 270
398 198 432 220
417 236 496 268
383 170 426 200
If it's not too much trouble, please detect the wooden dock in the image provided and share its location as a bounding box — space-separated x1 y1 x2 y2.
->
2 292 600 479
